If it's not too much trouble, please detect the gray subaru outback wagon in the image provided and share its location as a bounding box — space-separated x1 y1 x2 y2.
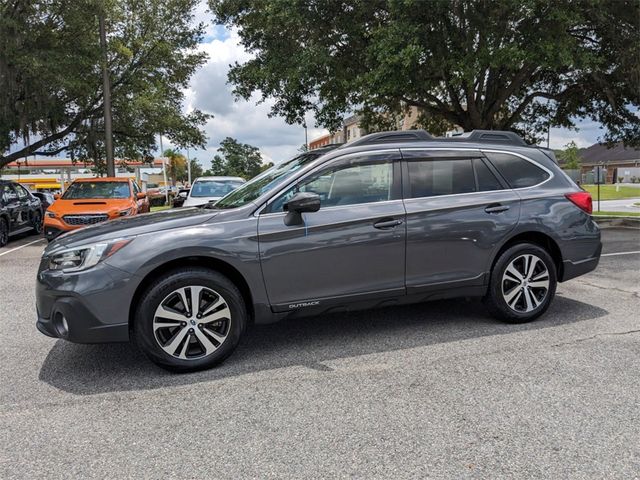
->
36 130 601 372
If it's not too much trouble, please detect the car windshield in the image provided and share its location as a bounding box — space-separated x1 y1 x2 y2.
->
62 181 130 199
191 180 244 198
213 152 320 209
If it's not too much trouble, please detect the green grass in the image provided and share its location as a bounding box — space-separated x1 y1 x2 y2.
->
592 211 640 217
582 184 640 200
150 205 172 212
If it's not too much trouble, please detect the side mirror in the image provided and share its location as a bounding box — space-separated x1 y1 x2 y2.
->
283 192 321 226
179 191 188 198
137 192 147 200
53 193 60 200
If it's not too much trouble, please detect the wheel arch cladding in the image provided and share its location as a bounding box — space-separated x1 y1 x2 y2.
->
491 232 563 280
128 256 255 332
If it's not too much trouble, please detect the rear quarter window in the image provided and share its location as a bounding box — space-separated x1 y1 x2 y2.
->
485 152 550 188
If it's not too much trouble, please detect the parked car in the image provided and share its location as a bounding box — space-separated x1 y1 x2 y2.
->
36 130 601 372
182 176 245 207
0 180 43 247
32 191 56 210
172 188 191 208
43 177 149 242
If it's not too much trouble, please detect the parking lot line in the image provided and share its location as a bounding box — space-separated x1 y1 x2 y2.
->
601 250 640 257
0 238 45 257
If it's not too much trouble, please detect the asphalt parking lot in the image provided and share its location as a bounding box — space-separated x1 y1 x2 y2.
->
0 227 638 479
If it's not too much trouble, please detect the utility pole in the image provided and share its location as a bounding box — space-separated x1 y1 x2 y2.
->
546 123 550 149
304 123 308 151
99 13 115 177
186 148 192 186
159 135 169 205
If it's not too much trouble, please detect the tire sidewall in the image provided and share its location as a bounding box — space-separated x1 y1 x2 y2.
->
489 244 557 323
32 210 42 234
0 218 8 247
134 268 246 372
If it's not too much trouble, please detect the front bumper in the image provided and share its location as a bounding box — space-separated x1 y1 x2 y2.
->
35 262 134 343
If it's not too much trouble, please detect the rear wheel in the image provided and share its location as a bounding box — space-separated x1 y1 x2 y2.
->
133 267 247 372
0 218 8 247
31 210 43 234
484 243 557 323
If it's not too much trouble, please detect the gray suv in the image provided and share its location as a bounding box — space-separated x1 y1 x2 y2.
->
36 130 601 372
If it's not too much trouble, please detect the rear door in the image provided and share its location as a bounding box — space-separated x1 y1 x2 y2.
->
401 149 521 293
13 184 34 228
258 151 406 311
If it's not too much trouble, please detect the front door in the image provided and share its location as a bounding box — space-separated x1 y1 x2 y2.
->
401 149 521 293
258 151 406 312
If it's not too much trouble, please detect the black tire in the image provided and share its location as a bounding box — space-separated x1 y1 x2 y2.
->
0 218 8 248
484 243 557 323
31 210 43 234
133 267 247 372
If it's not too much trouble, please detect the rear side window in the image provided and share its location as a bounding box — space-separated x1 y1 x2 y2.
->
473 159 503 191
485 152 550 188
407 159 476 198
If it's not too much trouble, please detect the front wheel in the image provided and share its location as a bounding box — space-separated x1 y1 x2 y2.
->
133 268 247 372
484 243 557 323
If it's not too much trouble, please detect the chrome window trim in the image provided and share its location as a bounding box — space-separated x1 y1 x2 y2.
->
400 147 555 200
255 147 555 214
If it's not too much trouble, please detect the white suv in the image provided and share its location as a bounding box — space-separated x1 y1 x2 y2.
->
182 176 245 207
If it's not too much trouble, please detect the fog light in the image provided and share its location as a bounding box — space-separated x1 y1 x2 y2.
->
53 312 69 338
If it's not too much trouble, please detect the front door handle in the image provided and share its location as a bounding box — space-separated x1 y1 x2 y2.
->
484 203 510 214
373 218 403 229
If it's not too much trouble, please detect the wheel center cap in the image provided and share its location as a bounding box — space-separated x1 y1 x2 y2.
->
190 319 196 326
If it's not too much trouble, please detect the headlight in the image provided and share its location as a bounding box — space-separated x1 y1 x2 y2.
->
48 238 132 272
45 211 56 218
119 208 135 216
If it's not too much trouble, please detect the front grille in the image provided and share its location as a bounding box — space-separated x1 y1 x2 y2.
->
62 214 109 226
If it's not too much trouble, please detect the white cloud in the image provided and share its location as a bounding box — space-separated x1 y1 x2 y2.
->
179 26 327 168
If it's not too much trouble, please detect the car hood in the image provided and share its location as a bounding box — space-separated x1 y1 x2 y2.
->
47 207 218 252
48 198 133 215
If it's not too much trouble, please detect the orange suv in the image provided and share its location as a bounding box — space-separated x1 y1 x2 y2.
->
44 177 149 241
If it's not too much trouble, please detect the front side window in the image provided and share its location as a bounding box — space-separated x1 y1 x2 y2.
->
268 160 394 213
485 152 550 188
215 152 321 209
15 185 28 200
407 159 476 198
63 181 131 199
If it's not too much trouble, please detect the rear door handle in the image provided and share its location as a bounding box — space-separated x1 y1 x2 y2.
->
484 204 510 214
373 218 403 229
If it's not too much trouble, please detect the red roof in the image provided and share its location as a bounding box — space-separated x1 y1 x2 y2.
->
6 158 164 168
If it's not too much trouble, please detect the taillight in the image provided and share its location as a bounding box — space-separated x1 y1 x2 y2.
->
565 191 593 214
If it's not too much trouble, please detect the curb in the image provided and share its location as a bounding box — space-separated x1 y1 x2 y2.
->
593 216 640 229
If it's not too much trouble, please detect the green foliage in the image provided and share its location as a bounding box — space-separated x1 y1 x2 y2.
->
162 149 188 184
558 141 581 170
188 158 204 181
209 137 264 179
0 0 211 169
210 0 640 145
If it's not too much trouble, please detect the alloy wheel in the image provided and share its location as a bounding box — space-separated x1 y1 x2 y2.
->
501 254 550 313
153 285 231 360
